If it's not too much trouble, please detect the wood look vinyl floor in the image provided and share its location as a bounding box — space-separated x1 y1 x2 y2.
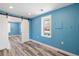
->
0 36 69 56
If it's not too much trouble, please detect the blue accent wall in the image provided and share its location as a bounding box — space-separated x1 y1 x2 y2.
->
9 22 21 35
29 4 79 55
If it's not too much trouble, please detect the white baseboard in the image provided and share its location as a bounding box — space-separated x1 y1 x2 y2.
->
30 39 77 56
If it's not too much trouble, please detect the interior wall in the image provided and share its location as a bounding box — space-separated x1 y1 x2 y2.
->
29 3 79 55
8 16 22 23
0 15 11 50
9 22 21 36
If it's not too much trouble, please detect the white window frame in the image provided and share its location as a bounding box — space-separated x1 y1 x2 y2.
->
41 15 52 38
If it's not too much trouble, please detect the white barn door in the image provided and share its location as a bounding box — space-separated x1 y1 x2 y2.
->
0 15 10 50
21 19 29 43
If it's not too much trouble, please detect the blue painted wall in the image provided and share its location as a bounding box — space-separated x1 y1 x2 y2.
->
29 4 79 55
9 22 21 35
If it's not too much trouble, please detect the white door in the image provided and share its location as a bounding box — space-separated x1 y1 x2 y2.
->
21 19 29 43
0 15 11 50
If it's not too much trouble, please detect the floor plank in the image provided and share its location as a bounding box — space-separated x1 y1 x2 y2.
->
0 36 69 56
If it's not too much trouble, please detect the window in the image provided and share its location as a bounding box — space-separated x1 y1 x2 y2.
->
41 15 51 38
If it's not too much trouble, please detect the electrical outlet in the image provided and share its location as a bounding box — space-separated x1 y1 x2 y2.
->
61 41 64 45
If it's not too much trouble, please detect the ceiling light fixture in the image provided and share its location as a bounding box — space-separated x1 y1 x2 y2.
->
28 13 31 15
9 6 13 9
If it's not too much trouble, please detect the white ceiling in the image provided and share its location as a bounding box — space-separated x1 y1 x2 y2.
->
0 3 72 18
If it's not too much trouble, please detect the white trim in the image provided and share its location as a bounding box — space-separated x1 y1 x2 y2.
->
30 39 77 56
